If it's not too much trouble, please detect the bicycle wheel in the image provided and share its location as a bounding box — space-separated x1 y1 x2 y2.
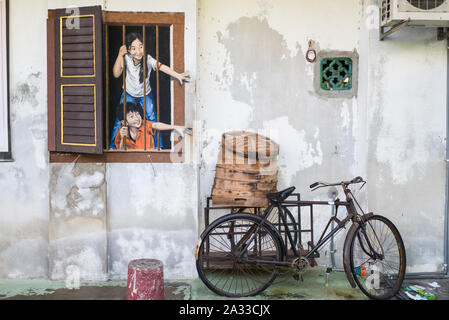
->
349 215 406 300
196 213 283 297
238 207 298 250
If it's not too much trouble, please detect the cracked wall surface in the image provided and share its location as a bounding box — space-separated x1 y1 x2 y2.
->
0 0 49 279
49 163 107 280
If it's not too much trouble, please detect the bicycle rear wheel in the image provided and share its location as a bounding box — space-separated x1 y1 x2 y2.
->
349 215 406 300
196 213 283 297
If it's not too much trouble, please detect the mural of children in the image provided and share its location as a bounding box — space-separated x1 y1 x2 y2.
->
114 102 185 151
110 32 190 149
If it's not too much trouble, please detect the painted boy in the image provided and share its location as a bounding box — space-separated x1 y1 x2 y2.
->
114 102 184 150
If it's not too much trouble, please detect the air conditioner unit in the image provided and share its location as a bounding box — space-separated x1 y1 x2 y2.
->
381 0 449 27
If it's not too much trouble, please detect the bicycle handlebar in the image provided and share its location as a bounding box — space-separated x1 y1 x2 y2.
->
309 182 320 189
310 176 366 190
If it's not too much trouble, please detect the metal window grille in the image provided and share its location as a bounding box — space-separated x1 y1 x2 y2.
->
105 24 165 152
320 57 353 91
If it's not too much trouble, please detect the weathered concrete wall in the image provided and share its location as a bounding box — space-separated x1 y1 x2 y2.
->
364 0 446 273
0 0 198 281
0 0 446 281
106 163 198 279
197 0 446 272
197 0 367 268
46 0 199 281
0 0 49 279
49 163 107 280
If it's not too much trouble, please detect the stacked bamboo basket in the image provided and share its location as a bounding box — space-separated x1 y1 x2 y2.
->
211 131 279 208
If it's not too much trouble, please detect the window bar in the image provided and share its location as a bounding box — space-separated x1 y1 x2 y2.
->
156 25 160 151
143 25 147 151
122 25 127 150
105 24 110 151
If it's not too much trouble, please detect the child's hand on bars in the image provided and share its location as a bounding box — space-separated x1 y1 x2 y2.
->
118 45 128 58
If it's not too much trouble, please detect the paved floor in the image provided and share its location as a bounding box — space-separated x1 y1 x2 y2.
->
0 268 447 300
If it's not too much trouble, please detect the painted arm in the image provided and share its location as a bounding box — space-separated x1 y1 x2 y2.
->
152 122 185 136
159 64 190 86
113 45 128 78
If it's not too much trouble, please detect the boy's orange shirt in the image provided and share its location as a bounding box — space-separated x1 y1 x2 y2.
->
115 121 155 150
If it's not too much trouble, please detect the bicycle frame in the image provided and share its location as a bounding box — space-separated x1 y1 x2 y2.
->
237 181 374 288
197 176 406 299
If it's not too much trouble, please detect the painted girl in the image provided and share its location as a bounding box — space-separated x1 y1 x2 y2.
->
110 32 190 149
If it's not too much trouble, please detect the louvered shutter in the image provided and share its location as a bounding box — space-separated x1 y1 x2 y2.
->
53 6 103 154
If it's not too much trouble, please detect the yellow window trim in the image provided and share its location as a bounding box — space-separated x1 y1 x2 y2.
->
61 84 97 147
60 14 96 78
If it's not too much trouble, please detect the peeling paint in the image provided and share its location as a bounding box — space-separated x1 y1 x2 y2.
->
109 228 197 280
49 232 107 281
263 117 323 186
50 164 106 218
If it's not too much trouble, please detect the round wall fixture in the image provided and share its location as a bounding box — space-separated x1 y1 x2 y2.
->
306 40 317 63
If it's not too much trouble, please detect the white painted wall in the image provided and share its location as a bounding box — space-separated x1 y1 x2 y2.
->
0 0 198 281
0 0 446 281
0 0 49 279
197 0 446 273
364 0 447 272
198 0 367 269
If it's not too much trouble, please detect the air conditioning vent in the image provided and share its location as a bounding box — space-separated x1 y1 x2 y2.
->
381 0 449 27
400 0 449 11
406 0 445 10
381 0 392 22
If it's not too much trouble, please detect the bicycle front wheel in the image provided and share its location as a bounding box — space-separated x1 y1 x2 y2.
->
196 213 283 297
349 215 406 300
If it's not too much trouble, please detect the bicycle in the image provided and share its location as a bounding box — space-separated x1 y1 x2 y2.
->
195 176 406 300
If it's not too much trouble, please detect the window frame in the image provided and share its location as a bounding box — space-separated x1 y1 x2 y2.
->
48 10 186 163
0 0 11 162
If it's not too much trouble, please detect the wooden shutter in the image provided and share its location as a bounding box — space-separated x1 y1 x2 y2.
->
52 6 103 154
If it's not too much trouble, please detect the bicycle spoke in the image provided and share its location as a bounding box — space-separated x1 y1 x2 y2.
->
350 215 405 300
197 214 281 297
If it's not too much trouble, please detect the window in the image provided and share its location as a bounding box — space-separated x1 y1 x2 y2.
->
47 6 186 163
0 0 10 161
105 25 173 152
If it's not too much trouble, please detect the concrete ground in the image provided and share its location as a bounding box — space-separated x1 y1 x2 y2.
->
0 268 447 300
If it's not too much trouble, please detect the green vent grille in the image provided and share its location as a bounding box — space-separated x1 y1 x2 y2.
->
320 57 353 91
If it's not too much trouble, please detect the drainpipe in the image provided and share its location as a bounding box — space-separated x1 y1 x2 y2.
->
437 29 449 279
445 29 449 278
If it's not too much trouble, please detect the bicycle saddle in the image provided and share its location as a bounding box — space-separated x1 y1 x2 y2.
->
267 186 296 203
